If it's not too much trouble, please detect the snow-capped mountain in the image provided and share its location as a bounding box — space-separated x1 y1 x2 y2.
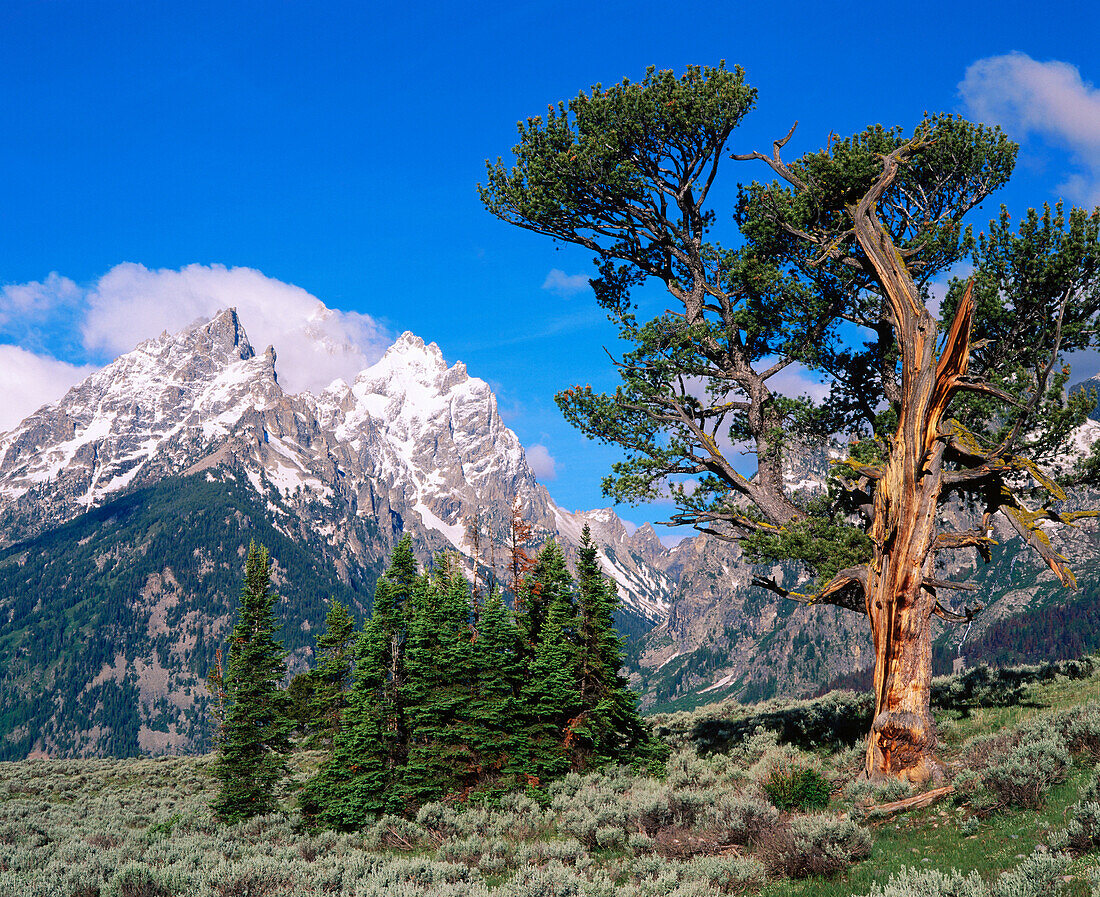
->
0 311 282 514
0 309 671 622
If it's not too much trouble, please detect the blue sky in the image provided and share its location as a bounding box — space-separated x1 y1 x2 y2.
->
2 0 1099 532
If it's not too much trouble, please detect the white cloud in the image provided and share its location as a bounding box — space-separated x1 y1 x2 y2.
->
960 53 1100 204
541 269 590 297
0 272 82 327
765 362 831 403
526 444 558 480
0 346 96 432
80 263 390 395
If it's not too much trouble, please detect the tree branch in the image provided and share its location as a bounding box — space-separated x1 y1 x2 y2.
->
751 565 868 613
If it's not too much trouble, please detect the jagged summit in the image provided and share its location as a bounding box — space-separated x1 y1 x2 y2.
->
0 309 673 624
140 307 254 361
384 330 445 361
0 309 280 514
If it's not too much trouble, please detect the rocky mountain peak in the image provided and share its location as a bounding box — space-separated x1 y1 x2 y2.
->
139 307 254 366
379 331 447 372
0 309 282 527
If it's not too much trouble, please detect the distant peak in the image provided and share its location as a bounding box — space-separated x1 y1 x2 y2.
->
395 330 425 349
195 308 254 361
132 307 253 362
389 331 444 360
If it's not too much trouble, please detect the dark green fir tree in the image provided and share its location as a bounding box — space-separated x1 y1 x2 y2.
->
517 539 572 651
371 534 418 769
300 537 419 828
468 586 526 789
520 541 584 782
209 542 292 823
305 598 357 749
573 525 657 764
401 555 479 804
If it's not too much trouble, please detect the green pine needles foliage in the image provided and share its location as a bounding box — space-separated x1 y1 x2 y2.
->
208 542 292 823
302 528 665 829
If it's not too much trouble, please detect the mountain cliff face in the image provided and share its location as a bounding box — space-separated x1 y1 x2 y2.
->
0 308 1096 755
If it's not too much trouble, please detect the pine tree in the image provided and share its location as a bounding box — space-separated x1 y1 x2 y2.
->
372 534 418 770
301 617 395 828
573 525 655 764
517 539 572 650
209 542 291 823
468 586 525 790
483 64 1100 783
301 541 420 828
305 598 356 749
519 541 584 781
401 556 479 804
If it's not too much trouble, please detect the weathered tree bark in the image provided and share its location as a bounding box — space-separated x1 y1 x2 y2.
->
853 148 978 782
865 784 955 816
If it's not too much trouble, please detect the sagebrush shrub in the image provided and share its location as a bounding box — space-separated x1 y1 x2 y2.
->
684 854 765 894
983 733 1070 809
756 813 871 878
1060 703 1100 761
1050 801 1100 854
853 851 1072 897
698 792 779 845
1049 764 1100 854
105 864 178 897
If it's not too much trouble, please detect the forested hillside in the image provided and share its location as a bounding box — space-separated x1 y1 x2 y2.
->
0 471 378 759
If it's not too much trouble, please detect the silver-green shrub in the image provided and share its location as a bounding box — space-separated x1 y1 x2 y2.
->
854 851 1072 897
983 733 1070 809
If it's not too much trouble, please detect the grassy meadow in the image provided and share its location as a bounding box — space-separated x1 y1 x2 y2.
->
6 661 1100 896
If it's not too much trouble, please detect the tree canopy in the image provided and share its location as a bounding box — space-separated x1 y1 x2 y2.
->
481 63 1100 781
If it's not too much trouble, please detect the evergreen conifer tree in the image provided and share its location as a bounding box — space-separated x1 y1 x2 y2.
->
301 616 395 828
519 541 584 781
469 586 525 789
209 542 291 823
401 556 479 804
300 541 420 828
305 598 356 749
371 534 418 768
573 525 653 763
517 539 572 650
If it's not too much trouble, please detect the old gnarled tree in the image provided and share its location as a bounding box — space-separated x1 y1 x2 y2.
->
480 64 1100 782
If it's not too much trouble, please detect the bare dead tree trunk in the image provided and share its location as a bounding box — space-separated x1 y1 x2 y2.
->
853 148 978 782
864 437 945 783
